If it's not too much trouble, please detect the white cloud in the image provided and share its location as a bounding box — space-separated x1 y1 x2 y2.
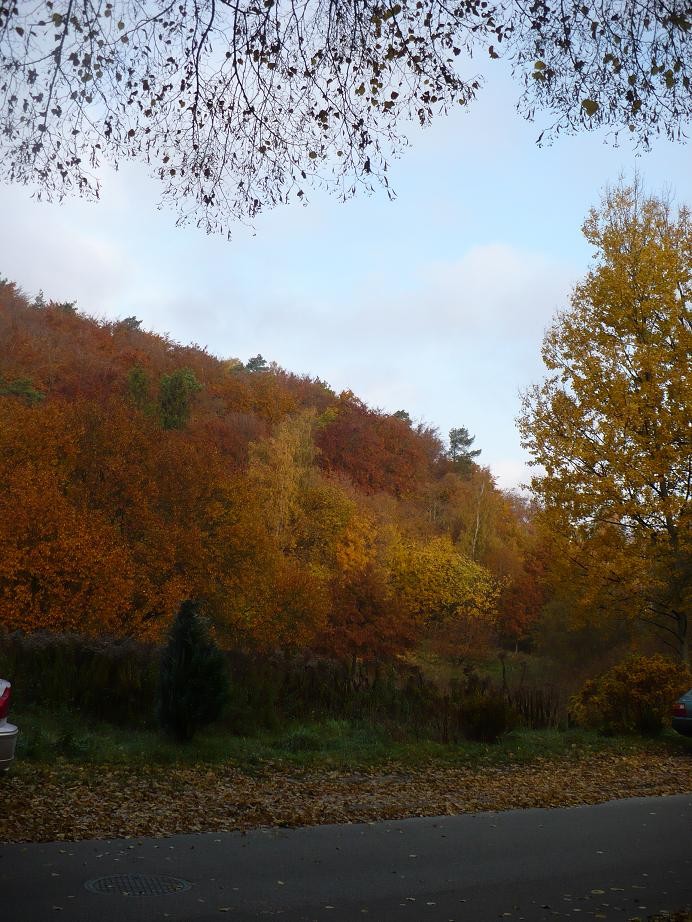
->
345 242 576 349
0 188 129 310
0 179 570 493
423 244 573 334
491 458 534 492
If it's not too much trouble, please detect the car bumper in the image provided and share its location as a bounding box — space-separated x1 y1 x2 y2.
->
672 717 692 737
0 722 18 769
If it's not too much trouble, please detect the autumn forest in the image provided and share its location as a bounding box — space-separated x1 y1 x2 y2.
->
0 185 690 752
0 275 540 659
2 2 692 909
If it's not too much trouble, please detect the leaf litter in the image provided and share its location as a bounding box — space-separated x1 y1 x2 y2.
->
1 751 690 844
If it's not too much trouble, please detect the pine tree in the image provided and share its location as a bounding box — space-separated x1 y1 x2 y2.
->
158 600 230 741
448 427 481 474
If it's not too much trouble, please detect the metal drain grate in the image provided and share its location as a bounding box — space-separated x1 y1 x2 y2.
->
85 873 191 897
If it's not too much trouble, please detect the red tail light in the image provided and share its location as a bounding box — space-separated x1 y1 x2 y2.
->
672 702 687 717
0 683 10 720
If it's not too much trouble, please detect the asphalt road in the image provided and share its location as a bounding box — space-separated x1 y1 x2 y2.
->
1 795 690 922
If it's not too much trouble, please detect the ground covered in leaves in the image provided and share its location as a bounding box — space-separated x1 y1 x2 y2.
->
2 750 690 844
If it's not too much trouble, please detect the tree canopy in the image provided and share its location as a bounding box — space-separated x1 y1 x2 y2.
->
510 0 692 147
1 1 689 234
0 278 542 656
0 0 500 234
519 181 691 662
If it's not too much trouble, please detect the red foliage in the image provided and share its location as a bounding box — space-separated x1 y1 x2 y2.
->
0 281 539 659
316 394 433 497
317 566 418 661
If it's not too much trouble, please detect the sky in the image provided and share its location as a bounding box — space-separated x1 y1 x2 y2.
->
1 59 690 491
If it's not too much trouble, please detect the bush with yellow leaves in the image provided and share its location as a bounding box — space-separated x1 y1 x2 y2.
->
570 654 691 736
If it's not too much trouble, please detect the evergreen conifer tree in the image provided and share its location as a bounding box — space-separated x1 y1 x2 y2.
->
158 600 229 741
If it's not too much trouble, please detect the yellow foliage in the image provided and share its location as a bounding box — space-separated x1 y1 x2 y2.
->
335 512 378 575
386 532 499 628
520 181 691 662
570 654 691 734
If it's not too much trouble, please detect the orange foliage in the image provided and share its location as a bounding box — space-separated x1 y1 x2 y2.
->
0 280 540 660
0 400 134 634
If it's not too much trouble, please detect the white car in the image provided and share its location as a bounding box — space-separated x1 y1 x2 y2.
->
0 678 18 770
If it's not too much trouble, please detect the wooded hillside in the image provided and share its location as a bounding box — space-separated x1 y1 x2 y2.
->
0 279 542 657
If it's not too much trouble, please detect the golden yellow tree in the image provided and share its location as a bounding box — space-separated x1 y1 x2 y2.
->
519 182 691 663
239 411 342 649
385 532 499 655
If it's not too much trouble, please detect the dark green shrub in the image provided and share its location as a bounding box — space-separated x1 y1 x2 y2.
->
437 666 514 743
3 629 520 745
459 694 517 743
157 600 230 742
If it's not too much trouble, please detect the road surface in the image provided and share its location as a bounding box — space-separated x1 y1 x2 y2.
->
1 795 690 921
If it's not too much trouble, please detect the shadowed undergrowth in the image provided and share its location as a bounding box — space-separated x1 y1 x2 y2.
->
13 704 691 771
